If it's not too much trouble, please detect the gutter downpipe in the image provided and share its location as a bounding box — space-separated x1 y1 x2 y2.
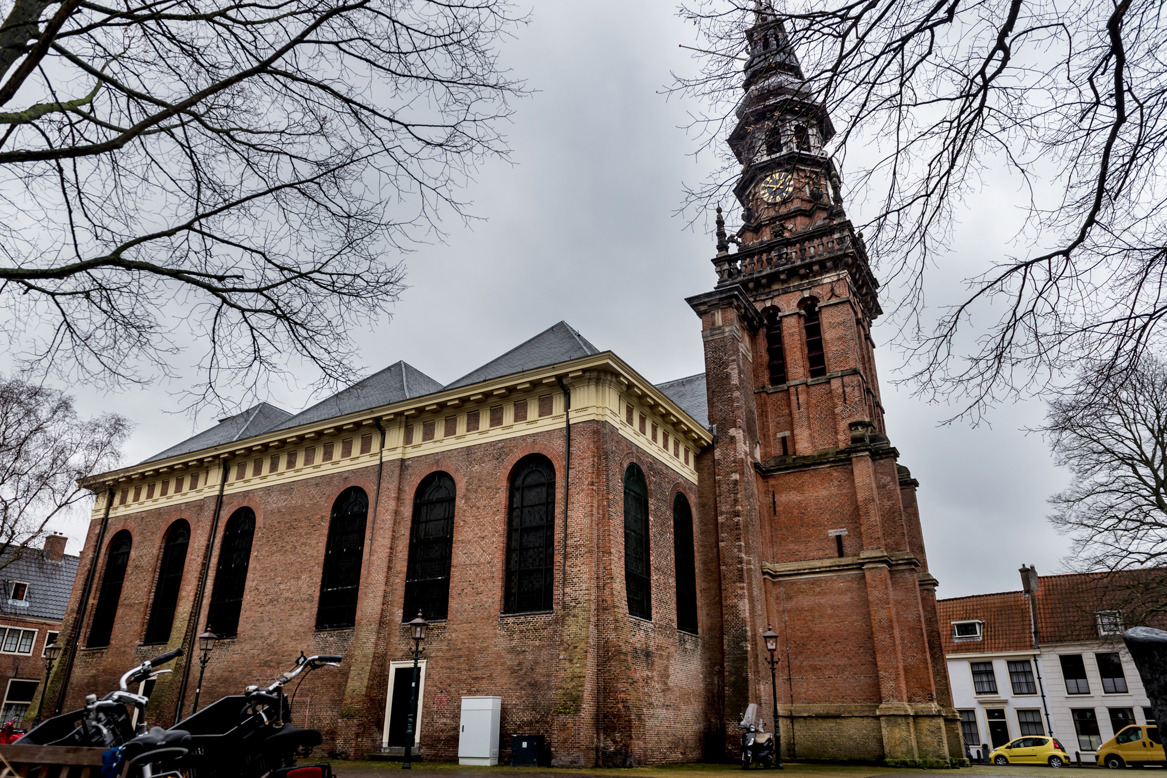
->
1022 565 1055 738
173 457 230 723
54 485 114 715
555 378 571 608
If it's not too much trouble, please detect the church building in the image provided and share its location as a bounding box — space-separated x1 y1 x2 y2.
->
46 11 961 767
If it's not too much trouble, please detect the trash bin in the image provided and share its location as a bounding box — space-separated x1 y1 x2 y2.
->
511 734 544 766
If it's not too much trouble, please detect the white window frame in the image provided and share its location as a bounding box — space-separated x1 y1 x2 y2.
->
6 582 28 602
952 620 984 641
1 678 39 723
0 627 37 655
41 631 58 657
1097 611 1123 636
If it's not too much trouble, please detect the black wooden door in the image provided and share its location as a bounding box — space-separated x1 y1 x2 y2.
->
387 667 420 747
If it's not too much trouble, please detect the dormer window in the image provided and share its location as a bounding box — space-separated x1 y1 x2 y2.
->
953 620 983 641
1097 611 1123 636
7 582 28 602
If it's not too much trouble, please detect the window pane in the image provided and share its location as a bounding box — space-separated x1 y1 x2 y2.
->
1018 709 1044 736
1061 654 1090 694
403 473 456 621
87 530 132 647
1 631 17 653
765 312 787 385
960 710 980 747
206 508 256 638
503 456 555 614
1008 660 1037 695
16 630 33 654
316 487 369 629
1110 708 1135 736
623 464 651 620
1097 653 1128 694
144 521 190 644
971 661 998 695
1072 709 1102 751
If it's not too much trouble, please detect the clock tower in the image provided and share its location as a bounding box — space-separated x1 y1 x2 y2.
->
687 7 961 765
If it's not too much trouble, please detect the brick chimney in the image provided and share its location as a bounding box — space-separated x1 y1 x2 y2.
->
43 533 67 562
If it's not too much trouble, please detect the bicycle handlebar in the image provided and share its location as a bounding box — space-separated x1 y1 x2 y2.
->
119 648 185 691
261 654 342 694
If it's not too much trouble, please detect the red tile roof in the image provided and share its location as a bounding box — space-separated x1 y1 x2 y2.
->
938 569 1167 655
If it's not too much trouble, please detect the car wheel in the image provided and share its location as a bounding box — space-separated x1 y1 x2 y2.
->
1048 756 1064 768
995 755 1009 765
1104 755 1124 769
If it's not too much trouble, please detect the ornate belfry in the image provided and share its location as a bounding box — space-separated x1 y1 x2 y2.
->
687 7 962 764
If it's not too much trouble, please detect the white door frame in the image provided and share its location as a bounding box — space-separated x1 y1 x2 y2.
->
382 659 426 749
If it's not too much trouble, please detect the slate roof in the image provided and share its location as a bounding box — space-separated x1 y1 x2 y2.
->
444 321 601 389
272 361 443 432
0 545 79 621
938 568 1167 656
143 402 293 463
655 373 709 429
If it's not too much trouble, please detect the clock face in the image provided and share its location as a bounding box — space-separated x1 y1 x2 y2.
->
758 171 795 204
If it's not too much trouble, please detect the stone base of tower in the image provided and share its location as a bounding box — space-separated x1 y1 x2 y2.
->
768 704 961 766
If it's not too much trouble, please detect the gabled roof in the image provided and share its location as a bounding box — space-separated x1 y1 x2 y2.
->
0 546 80 621
444 321 601 390
272 361 442 432
655 373 709 429
143 402 292 464
938 568 1167 656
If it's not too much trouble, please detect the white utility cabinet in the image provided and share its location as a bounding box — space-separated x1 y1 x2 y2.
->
457 696 501 766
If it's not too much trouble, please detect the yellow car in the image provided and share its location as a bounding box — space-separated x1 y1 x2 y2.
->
1096 725 1165 768
989 736 1072 767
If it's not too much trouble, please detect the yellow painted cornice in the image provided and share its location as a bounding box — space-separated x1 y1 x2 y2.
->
81 352 712 491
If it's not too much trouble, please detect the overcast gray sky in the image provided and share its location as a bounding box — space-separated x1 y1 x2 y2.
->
17 1 1075 599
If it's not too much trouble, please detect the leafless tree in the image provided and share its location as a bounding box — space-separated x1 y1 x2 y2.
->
1042 358 1167 586
673 1 1167 418
1 0 524 408
0 376 128 569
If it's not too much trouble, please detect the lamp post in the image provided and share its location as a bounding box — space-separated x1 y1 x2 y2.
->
34 641 62 725
762 626 784 769
191 630 218 714
402 610 428 770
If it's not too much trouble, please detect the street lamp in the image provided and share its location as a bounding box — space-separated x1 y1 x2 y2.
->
761 626 784 769
402 610 428 770
191 630 218 713
34 641 62 725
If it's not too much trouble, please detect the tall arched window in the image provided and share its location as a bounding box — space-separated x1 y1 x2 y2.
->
504 455 556 614
316 487 369 629
673 494 698 634
143 520 190 644
802 298 827 378
403 473 455 621
86 530 132 647
624 463 651 620
206 507 255 638
764 309 787 385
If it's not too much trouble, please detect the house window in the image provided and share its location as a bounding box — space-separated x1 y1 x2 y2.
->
673 494 698 634
42 631 58 657
503 455 556 614
952 621 983 641
1097 652 1129 694
205 507 256 638
623 463 651 620
1145 707 1156 724
315 487 369 630
1008 659 1038 695
764 310 787 385
0 628 36 655
1072 709 1102 751
1097 611 1123 636
959 710 980 748
801 299 826 378
1017 709 1045 736
7 582 27 602
143 520 190 644
1061 654 1090 694
403 473 456 621
1110 708 1135 736
0 680 38 723
970 661 998 695
86 530 132 648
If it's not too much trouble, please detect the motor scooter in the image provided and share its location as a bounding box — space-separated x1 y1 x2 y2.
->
740 704 776 769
